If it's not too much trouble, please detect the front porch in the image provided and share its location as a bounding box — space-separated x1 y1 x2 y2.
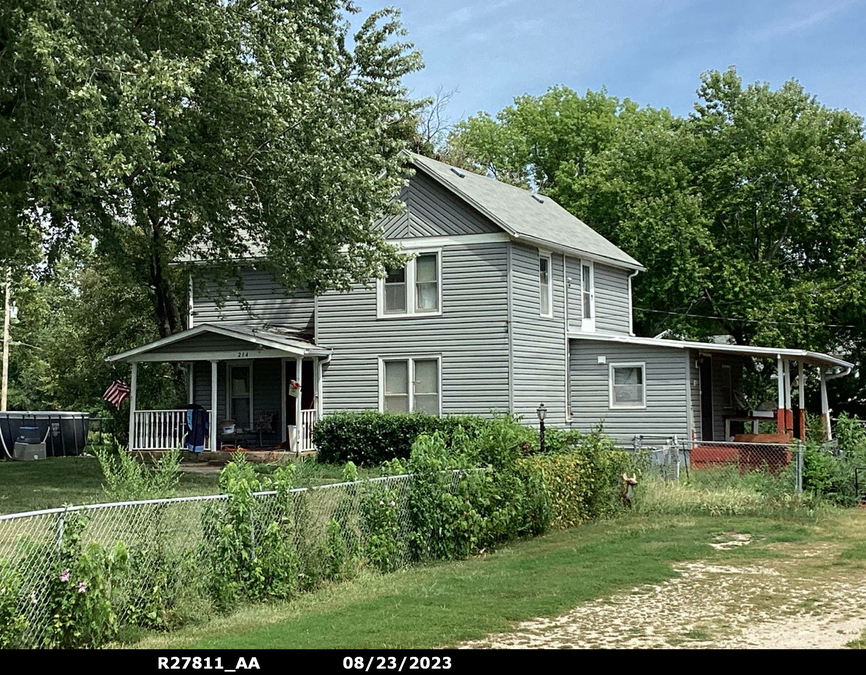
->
107 324 331 454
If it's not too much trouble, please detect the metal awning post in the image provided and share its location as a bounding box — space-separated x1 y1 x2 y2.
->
798 359 806 440
819 366 832 442
776 355 785 435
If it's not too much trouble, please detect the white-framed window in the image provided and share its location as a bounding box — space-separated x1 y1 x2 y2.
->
227 362 253 429
721 364 733 407
379 356 441 415
609 362 645 409
581 261 595 332
378 250 441 318
539 252 553 317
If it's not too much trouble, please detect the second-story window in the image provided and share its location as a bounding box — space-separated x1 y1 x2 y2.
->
581 261 595 332
384 267 407 314
379 250 441 317
539 253 552 317
415 253 439 312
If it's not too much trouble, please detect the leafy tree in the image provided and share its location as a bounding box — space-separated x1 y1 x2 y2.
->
2 0 422 339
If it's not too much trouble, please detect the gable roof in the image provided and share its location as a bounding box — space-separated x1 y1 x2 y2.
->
407 152 643 270
106 323 331 363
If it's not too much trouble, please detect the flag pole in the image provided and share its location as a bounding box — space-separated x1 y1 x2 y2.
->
1 269 10 412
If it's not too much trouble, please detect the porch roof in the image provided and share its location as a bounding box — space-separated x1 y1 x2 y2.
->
567 332 854 371
106 323 331 363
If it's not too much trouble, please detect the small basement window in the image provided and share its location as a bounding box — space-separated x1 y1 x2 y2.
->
609 363 645 409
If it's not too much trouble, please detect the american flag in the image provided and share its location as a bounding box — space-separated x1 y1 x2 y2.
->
103 379 131 409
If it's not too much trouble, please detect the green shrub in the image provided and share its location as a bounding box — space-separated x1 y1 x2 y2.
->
521 428 633 528
312 411 494 465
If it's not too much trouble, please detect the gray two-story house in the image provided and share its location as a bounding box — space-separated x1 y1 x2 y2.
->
108 153 852 453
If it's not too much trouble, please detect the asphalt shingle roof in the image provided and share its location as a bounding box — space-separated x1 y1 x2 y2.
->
408 152 643 269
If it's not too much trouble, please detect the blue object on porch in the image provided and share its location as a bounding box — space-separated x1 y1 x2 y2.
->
185 406 208 453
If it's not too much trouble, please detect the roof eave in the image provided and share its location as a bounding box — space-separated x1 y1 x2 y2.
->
567 332 854 370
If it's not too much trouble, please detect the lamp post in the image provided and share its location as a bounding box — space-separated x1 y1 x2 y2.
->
536 403 547 454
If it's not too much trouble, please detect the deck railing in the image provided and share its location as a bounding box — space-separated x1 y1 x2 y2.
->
132 409 210 451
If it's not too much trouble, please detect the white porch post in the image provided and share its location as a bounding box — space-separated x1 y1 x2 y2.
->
187 363 194 404
819 366 832 441
798 359 806 439
783 358 793 434
776 355 785 435
128 362 138 451
295 355 302 427
210 359 218 452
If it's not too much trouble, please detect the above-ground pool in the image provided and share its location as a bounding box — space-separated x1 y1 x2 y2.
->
0 411 91 458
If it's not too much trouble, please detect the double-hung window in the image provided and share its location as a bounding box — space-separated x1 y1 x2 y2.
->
609 363 645 409
227 363 253 429
381 357 441 415
380 251 441 317
581 261 595 332
539 253 553 317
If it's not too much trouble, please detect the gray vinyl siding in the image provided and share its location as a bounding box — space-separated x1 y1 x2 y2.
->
193 267 314 336
317 241 510 416
688 351 701 440
152 332 258 356
192 361 226 419
565 255 583 327
511 244 568 425
594 263 631 334
569 341 689 442
380 172 500 239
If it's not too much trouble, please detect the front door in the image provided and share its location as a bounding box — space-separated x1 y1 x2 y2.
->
699 356 713 441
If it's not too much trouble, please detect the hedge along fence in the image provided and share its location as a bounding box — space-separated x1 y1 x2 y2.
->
0 421 636 649
312 411 495 465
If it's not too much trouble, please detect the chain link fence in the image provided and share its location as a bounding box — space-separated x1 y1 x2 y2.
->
627 435 805 494
0 472 463 648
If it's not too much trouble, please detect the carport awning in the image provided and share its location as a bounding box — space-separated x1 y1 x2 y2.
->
106 323 331 363
567 332 854 371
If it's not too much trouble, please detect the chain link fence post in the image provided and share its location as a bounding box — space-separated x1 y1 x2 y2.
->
55 506 67 552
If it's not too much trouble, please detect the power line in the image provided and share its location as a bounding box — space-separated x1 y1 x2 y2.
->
634 306 860 329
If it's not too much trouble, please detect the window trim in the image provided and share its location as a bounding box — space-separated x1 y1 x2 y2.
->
376 248 442 319
378 355 443 416
609 361 646 410
539 250 553 318
581 261 595 332
225 361 254 429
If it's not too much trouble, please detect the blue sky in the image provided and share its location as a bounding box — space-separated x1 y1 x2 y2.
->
358 0 866 121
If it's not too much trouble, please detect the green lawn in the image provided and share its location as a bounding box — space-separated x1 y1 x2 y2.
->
0 456 378 515
0 456 221 514
136 512 845 650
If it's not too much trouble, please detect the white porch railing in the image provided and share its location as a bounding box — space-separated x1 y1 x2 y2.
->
132 410 210 451
298 408 317 453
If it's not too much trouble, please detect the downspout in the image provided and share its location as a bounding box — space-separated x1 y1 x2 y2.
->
823 364 854 442
627 269 640 336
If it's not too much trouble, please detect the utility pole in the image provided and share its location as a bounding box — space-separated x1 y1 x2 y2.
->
1 270 10 412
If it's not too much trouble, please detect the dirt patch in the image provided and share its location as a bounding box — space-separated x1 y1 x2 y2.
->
461 547 866 649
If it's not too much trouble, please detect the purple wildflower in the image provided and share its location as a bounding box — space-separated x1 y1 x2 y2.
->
389 500 395 507
77 582 87 594
60 569 70 583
